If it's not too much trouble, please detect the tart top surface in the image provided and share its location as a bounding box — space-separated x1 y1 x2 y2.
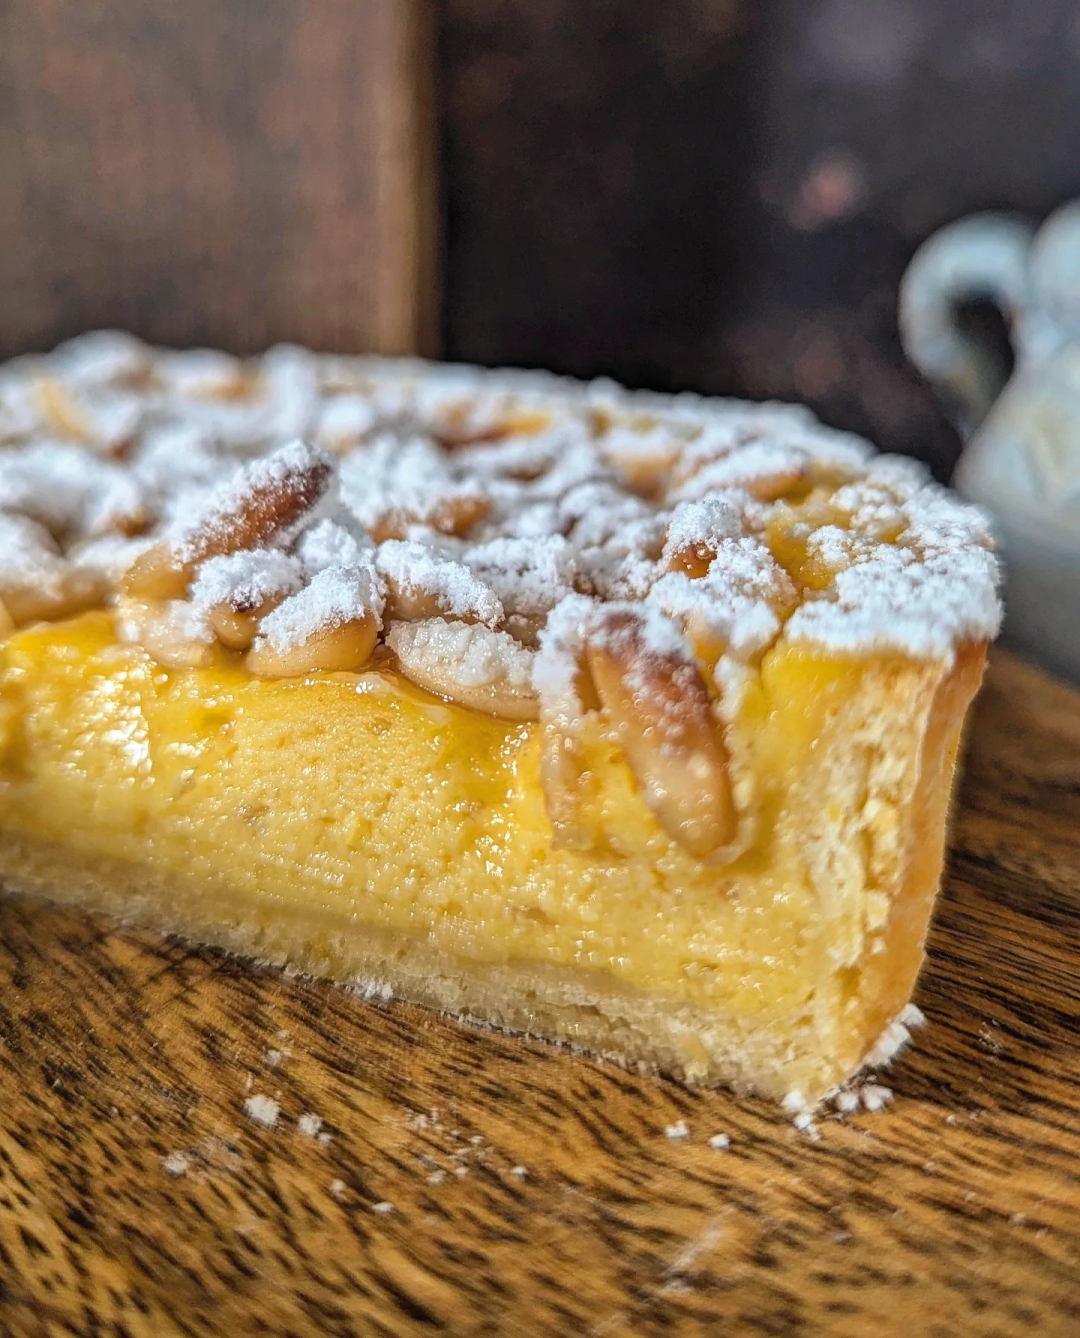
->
0 331 1001 673
0 332 1001 860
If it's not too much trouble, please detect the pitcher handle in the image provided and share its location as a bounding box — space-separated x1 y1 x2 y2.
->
899 213 1035 434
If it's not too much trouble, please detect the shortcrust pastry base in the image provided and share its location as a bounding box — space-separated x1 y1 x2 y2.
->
0 832 906 1099
0 614 985 1101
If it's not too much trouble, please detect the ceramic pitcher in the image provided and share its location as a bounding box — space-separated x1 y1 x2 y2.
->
901 203 1080 683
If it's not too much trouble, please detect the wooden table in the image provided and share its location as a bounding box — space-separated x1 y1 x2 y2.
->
0 650 1077 1337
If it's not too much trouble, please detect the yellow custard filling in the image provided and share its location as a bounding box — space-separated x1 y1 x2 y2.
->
0 611 975 1083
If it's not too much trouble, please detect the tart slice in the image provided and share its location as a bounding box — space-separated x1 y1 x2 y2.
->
0 334 1000 1103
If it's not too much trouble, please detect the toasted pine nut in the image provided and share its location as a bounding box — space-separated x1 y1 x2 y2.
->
585 614 737 860
381 575 445 624
600 440 681 499
744 467 806 502
376 543 503 628
0 567 108 626
209 598 283 651
664 541 715 579
386 619 537 719
36 378 90 439
122 443 331 600
120 540 190 599
438 409 552 449
115 598 217 669
369 494 490 543
246 613 377 677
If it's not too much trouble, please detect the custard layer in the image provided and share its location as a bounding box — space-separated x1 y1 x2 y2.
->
0 614 985 1098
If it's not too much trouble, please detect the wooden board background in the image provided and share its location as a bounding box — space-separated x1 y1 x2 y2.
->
0 0 437 359
0 648 1076 1337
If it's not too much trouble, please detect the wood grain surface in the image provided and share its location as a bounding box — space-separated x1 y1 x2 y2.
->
0 648 1076 1338
0 0 437 359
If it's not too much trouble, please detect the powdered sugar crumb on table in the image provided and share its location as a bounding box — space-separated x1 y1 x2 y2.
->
162 1151 190 1177
242 1094 281 1129
296 1112 323 1138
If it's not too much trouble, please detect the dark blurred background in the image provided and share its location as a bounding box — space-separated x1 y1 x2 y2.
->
441 0 1080 478
5 0 1080 481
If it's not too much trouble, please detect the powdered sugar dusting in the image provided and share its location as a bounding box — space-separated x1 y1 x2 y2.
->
190 548 302 613
0 442 145 537
242 1094 281 1129
376 540 503 627
530 593 597 728
297 517 375 574
255 564 383 653
69 532 154 585
169 439 331 561
662 498 743 561
0 333 999 680
786 542 1000 660
388 619 534 694
649 559 791 658
462 535 577 617
534 594 697 731
0 512 70 596
784 462 1002 662
339 433 485 538
672 442 808 501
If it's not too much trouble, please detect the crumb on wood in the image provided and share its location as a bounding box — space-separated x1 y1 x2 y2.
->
793 1111 821 1140
832 1079 894 1116
861 1084 893 1112
296 1112 323 1138
162 1151 190 1177
664 1119 689 1140
243 1094 281 1129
